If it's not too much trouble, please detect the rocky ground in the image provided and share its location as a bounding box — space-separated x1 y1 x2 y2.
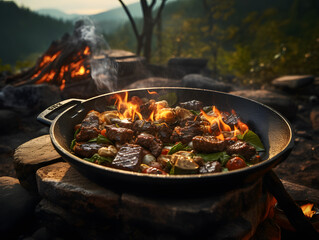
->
0 62 319 239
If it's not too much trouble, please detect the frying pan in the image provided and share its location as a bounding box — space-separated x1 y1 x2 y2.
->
37 87 294 193
38 87 319 238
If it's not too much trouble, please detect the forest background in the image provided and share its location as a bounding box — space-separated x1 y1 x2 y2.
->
1 0 319 86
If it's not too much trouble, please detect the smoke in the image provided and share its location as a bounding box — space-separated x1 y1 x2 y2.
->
74 17 118 92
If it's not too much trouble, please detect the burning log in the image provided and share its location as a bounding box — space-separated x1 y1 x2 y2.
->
6 32 91 91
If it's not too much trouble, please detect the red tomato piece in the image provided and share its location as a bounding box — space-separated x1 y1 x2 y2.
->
226 156 247 171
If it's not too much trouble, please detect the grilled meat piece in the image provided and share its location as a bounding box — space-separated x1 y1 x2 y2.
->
74 142 107 158
171 120 203 144
210 112 239 135
76 110 101 142
136 133 163 157
140 99 156 118
179 100 203 111
112 144 143 171
133 120 156 135
110 118 133 129
104 125 134 144
199 161 222 174
175 107 195 125
156 123 173 143
192 136 227 153
226 140 256 161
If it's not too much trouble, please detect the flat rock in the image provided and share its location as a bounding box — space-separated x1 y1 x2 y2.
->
272 75 314 89
0 84 62 114
124 77 182 89
168 57 208 75
36 162 120 219
281 179 319 203
13 134 63 192
310 107 319 132
182 74 233 92
35 161 272 238
0 176 38 234
229 89 297 119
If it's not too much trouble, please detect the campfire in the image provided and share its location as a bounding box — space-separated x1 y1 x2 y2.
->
6 33 92 91
5 19 118 98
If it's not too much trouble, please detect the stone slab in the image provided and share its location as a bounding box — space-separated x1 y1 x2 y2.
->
281 179 319 203
272 75 314 89
36 162 120 219
36 161 273 239
13 134 63 192
182 74 233 92
230 89 297 119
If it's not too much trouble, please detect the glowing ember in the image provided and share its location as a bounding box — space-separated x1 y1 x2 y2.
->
300 203 316 218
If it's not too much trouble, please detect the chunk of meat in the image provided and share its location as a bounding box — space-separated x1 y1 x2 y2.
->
171 121 203 144
132 120 156 135
156 123 173 143
136 133 163 157
104 125 134 144
192 136 227 153
112 144 143 171
199 161 222 174
226 140 256 161
76 110 101 142
110 118 133 129
74 142 107 158
179 100 203 111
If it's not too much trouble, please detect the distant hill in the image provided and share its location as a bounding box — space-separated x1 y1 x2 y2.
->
36 8 81 21
0 1 73 65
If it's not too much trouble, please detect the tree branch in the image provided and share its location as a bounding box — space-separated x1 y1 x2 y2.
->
118 0 140 40
153 0 167 26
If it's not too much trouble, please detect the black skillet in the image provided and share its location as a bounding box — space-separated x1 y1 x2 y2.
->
37 87 293 192
37 87 319 238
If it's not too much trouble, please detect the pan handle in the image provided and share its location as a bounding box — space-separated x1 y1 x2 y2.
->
37 98 84 126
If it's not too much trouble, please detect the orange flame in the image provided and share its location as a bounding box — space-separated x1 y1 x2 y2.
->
114 92 143 120
200 106 248 140
147 90 158 95
300 203 316 218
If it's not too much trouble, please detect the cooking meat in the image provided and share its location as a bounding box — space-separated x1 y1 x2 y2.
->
179 100 203 111
175 107 195 125
76 110 101 142
156 123 173 143
104 125 134 144
171 120 203 144
74 142 108 158
226 140 256 161
199 161 222 174
192 136 227 153
71 94 265 176
112 144 143 171
110 118 133 129
136 133 163 157
132 120 156 135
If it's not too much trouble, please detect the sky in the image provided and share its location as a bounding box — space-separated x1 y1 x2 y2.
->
6 0 140 15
